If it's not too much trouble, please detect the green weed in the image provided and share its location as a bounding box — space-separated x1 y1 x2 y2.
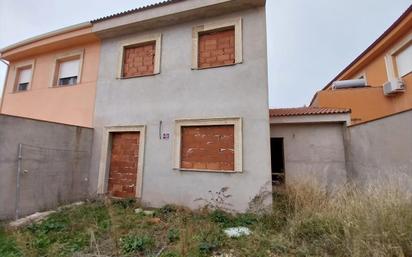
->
120 234 154 254
0 226 21 257
167 228 180 243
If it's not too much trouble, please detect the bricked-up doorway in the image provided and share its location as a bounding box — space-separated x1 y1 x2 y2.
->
108 132 140 198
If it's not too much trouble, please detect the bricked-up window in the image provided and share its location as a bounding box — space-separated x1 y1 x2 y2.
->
192 17 242 69
198 28 235 69
174 118 243 172
122 42 155 78
181 125 235 171
118 34 162 79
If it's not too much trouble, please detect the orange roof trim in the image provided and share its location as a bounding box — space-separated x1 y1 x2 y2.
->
269 107 351 117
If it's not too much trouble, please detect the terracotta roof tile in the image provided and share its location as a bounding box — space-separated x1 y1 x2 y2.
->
269 107 351 117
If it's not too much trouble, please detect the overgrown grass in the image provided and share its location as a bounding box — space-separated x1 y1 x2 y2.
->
0 225 22 257
1 183 412 257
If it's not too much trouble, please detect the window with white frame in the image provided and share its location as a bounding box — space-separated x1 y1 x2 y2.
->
174 118 242 172
15 65 33 92
55 57 81 86
385 34 412 80
192 17 242 69
52 50 83 87
394 42 412 77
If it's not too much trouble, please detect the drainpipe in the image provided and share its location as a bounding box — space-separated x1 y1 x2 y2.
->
0 59 9 113
342 123 353 185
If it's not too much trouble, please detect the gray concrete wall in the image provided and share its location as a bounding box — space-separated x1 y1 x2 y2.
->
346 110 412 188
269 110 412 192
270 123 347 191
0 115 93 220
91 7 272 212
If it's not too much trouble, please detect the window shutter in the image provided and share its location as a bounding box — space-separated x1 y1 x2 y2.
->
396 44 412 77
59 59 80 78
18 68 32 84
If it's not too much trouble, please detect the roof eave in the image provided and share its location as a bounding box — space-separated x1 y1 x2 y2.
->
0 22 92 54
91 0 265 38
91 0 186 23
270 112 351 125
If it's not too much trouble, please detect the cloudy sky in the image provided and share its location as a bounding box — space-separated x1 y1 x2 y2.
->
0 0 410 107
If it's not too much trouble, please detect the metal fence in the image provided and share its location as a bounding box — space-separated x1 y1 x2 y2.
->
14 143 90 219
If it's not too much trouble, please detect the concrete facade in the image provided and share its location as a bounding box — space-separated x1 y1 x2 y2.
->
0 0 410 219
269 108 412 192
0 114 93 220
270 122 348 191
90 4 272 211
346 109 412 188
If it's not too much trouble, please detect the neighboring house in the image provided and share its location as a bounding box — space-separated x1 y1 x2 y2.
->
0 23 100 127
89 0 271 211
311 5 412 125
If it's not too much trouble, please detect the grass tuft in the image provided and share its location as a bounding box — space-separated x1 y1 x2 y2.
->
120 234 154 254
0 225 22 257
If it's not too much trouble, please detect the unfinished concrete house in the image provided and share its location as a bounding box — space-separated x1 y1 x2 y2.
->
88 0 272 211
1 0 411 220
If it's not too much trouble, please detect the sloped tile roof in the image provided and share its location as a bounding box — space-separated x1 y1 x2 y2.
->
91 0 185 23
269 107 351 117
